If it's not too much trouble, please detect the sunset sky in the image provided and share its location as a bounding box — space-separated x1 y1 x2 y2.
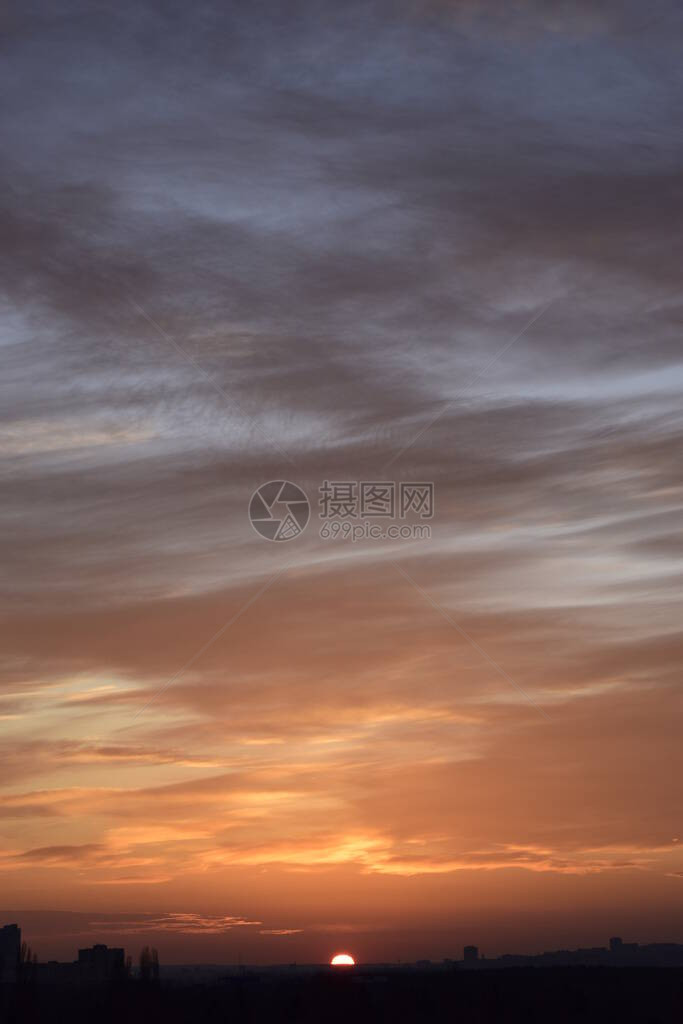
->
2 0 683 964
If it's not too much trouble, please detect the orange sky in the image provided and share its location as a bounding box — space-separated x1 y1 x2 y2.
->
2 0 683 963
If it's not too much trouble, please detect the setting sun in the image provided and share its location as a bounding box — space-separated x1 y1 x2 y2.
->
330 954 355 966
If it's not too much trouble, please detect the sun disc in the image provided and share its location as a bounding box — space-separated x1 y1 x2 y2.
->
330 953 355 966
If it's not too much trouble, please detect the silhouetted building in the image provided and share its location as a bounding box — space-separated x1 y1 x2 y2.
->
0 924 21 983
78 944 125 983
608 936 639 958
463 945 478 963
35 960 80 985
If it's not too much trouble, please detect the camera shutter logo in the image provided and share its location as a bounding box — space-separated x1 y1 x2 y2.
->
249 481 310 542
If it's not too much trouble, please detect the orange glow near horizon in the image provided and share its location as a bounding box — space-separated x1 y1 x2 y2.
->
330 954 355 966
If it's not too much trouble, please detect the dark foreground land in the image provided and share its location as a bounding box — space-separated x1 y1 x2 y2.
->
3 966 683 1023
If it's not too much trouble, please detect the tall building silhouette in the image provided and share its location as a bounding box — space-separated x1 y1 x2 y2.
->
78 944 125 983
0 924 21 983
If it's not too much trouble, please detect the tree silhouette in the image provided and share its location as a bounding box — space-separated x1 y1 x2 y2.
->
139 946 159 984
18 941 37 983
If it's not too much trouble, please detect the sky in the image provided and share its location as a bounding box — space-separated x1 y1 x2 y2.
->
1 0 683 964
